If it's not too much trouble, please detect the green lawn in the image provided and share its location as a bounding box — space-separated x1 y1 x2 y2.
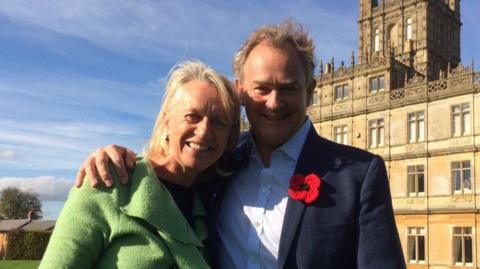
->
0 260 40 269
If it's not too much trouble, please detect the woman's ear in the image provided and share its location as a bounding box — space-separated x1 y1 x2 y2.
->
162 111 170 128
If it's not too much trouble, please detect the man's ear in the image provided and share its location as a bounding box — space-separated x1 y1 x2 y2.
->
235 78 246 106
306 78 316 106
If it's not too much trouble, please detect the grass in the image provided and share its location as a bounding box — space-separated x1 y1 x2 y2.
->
0 260 40 269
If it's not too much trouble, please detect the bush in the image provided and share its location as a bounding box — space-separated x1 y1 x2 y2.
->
4 231 51 260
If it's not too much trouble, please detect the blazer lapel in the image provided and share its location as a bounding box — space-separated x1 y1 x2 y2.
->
277 126 331 269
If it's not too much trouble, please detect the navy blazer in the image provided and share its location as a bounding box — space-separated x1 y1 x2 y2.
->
203 125 406 269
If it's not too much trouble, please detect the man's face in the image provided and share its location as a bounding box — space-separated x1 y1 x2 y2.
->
237 42 312 154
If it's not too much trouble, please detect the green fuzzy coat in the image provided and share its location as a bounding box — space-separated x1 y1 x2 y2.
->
40 157 210 269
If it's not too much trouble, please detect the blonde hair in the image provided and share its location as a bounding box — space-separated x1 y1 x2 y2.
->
145 61 240 175
233 20 316 85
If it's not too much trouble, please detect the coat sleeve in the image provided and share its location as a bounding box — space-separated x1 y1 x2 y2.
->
357 156 406 269
39 183 116 269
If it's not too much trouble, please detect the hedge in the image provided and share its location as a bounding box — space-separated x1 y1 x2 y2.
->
4 231 51 260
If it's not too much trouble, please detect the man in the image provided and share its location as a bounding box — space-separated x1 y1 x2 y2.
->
76 21 406 268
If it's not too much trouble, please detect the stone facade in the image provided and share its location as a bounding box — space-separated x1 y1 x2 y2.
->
307 0 480 268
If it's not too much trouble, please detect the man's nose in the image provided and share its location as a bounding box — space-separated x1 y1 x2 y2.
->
265 90 284 110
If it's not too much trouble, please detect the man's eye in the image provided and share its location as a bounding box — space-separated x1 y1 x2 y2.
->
282 86 299 94
253 86 269 94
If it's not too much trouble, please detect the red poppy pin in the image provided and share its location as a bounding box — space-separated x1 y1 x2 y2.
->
288 173 321 204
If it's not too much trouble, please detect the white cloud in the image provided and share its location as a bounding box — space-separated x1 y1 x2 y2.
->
0 149 19 161
0 176 73 202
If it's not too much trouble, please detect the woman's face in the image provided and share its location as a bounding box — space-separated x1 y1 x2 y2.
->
164 79 230 174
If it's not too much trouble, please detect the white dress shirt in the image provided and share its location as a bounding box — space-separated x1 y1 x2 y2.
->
216 119 311 269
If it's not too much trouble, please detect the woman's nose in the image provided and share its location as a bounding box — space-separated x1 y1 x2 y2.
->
194 118 213 138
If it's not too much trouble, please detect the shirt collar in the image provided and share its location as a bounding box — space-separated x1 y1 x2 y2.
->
248 117 312 163
277 117 311 162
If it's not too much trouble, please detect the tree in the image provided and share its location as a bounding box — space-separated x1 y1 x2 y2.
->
0 187 42 219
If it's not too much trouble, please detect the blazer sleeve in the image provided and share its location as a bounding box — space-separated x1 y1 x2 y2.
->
39 183 116 269
357 156 406 269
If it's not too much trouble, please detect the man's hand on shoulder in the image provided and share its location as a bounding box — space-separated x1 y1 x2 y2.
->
75 145 136 188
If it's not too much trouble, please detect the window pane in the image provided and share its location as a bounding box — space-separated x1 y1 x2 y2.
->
408 174 414 193
453 170 461 191
464 112 471 134
452 105 460 113
452 162 461 169
379 76 385 90
418 236 425 261
453 237 462 262
344 85 349 97
418 174 425 193
379 127 384 145
418 165 424 172
408 236 416 261
374 30 380 52
409 121 415 142
465 236 473 263
370 128 377 147
335 86 342 100
370 78 378 92
453 114 461 136
418 120 425 141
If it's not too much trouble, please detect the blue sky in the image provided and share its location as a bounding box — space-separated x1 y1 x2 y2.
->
0 0 478 219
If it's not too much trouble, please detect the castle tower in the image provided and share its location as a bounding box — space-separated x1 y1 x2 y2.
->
358 0 461 80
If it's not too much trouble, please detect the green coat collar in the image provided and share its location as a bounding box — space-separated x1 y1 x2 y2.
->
119 157 209 268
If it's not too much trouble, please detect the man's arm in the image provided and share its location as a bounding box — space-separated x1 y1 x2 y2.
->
357 156 406 269
75 145 136 187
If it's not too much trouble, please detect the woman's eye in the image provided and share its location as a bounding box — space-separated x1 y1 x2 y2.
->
185 114 200 122
213 118 227 127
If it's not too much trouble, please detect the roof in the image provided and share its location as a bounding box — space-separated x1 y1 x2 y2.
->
0 219 31 232
21 220 56 232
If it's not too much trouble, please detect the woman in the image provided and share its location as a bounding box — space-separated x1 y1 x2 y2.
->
40 61 240 269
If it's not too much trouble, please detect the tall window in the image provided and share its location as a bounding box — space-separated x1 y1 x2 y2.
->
452 161 471 194
408 227 425 264
453 227 473 266
334 125 348 145
408 111 425 143
451 104 471 137
374 28 380 52
369 119 384 148
408 165 425 196
334 84 349 101
406 18 413 40
369 75 385 93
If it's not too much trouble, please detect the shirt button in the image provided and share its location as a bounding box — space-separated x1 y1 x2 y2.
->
261 187 269 193
254 221 261 227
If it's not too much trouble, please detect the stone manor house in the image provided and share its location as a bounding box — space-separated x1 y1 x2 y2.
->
305 0 479 268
